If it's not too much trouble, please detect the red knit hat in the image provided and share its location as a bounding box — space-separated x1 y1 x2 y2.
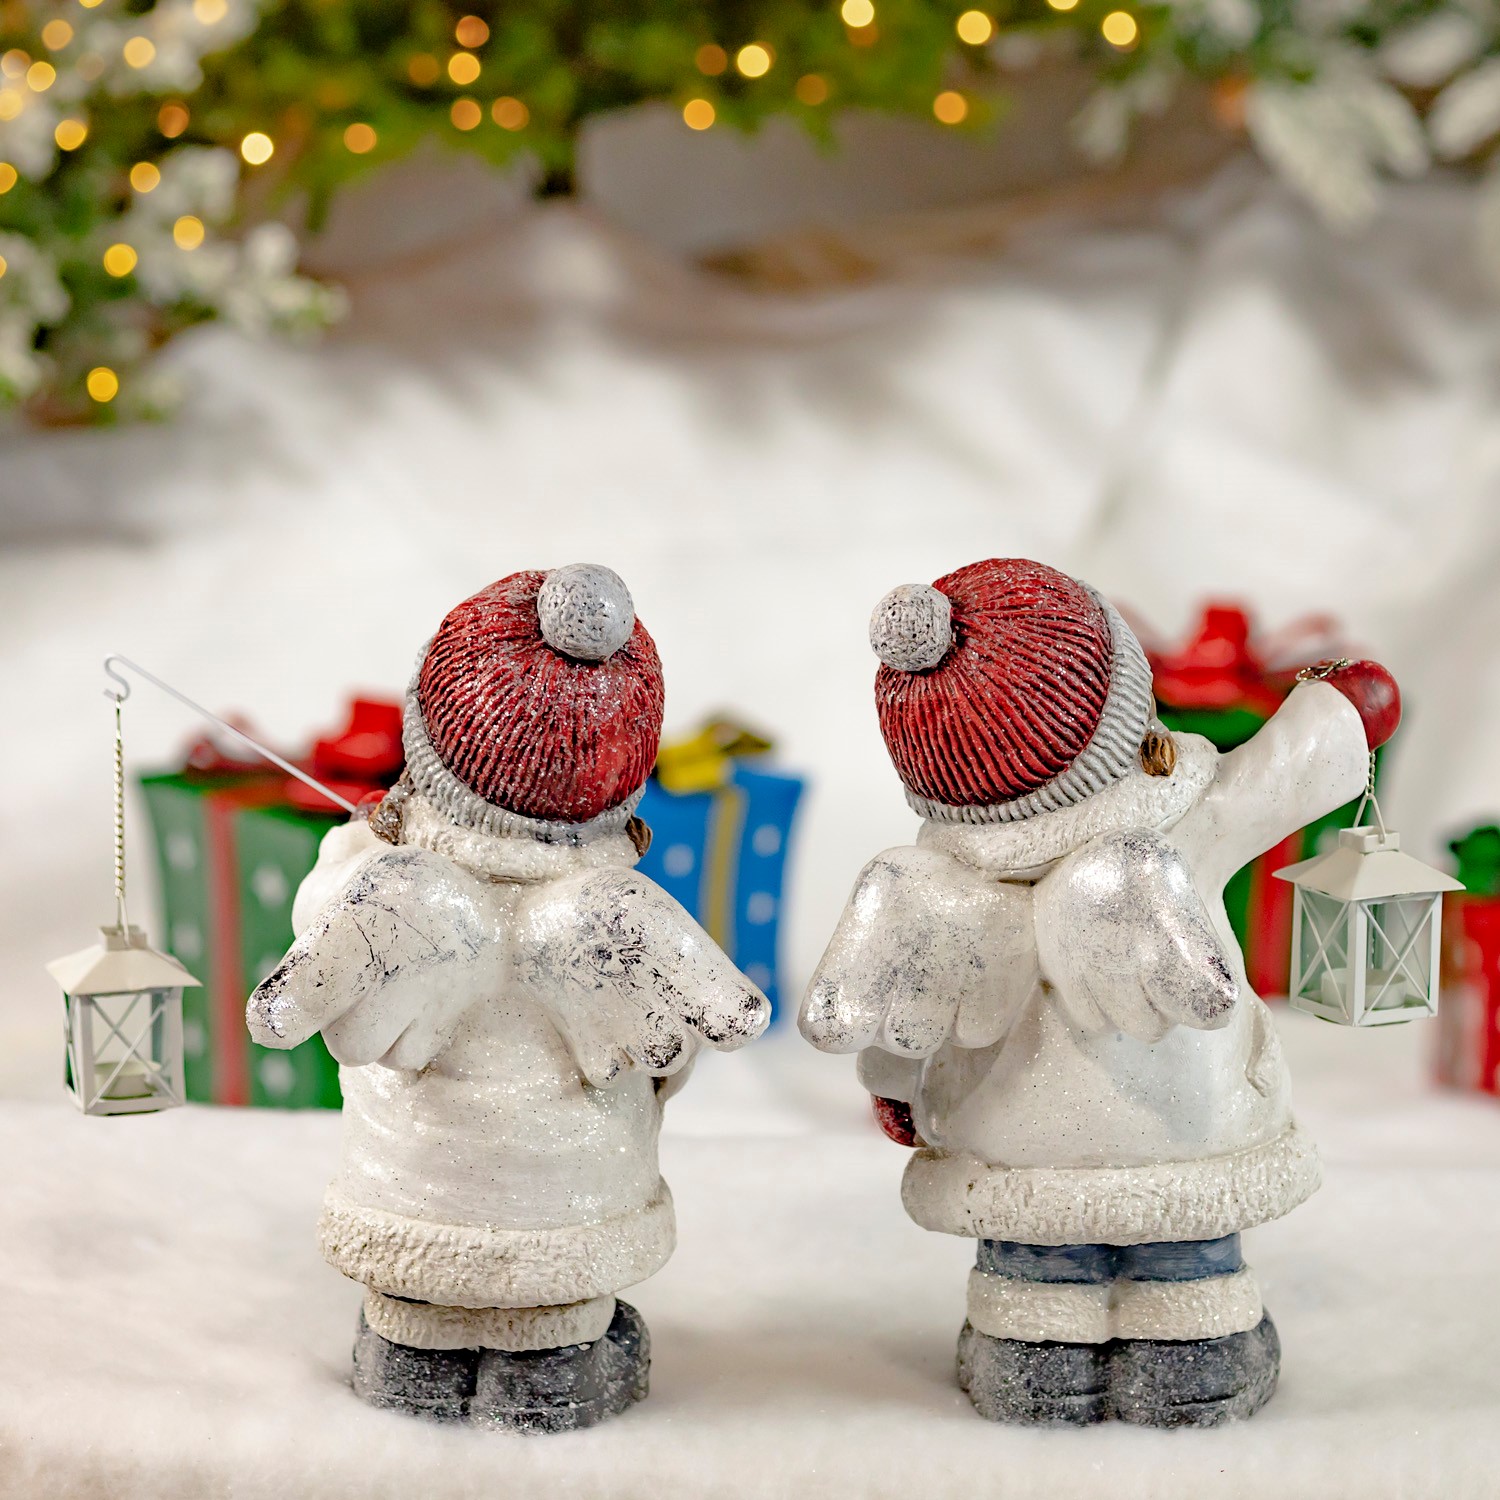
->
404 565 664 839
869 558 1155 823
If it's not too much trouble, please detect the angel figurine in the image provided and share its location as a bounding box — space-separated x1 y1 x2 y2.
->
800 558 1400 1427
248 566 770 1431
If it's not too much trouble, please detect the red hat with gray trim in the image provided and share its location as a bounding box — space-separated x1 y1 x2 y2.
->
869 558 1155 823
404 564 664 843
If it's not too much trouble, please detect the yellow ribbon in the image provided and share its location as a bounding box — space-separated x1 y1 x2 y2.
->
653 717 773 795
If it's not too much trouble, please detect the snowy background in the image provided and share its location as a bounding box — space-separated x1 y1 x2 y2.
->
3 121 1500 1494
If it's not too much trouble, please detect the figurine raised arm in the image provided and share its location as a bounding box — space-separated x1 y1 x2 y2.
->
801 558 1398 1428
249 565 770 1432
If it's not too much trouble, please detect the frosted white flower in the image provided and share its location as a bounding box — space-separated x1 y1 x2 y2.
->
1429 55 1500 158
1245 54 1426 230
221 224 347 337
0 314 47 401
1073 65 1180 165
135 146 240 225
0 97 61 180
0 234 71 324
1381 12 1488 88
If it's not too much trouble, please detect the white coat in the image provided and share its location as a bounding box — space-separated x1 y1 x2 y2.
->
802 681 1369 1248
248 792 769 1311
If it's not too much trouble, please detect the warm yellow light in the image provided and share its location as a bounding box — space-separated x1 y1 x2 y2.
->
54 117 87 150
79 0 105 9
1101 10 1138 45
41 20 74 50
408 52 440 85
455 15 489 47
795 73 829 105
0 90 20 121
695 43 727 76
956 10 993 44
0 254 6 278
103 243 138 277
343 122 377 153
194 0 229 20
1047 0 1079 11
123 37 156 68
158 102 189 137
933 90 968 124
129 160 160 192
0 163 16 193
173 214 205 250
491 96 528 130
240 131 274 165
27 60 56 90
2 51 30 79
841 0 875 26
682 97 715 130
450 96 481 130
448 51 480 85
87 367 119 402
736 43 772 77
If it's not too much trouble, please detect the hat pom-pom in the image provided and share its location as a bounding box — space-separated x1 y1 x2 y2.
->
870 583 952 672
537 563 637 661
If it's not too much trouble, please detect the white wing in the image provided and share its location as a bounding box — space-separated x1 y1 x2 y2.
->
247 846 490 1070
517 867 771 1088
800 847 1036 1058
1034 828 1238 1042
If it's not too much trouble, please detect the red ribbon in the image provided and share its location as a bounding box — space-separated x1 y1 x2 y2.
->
1144 603 1350 715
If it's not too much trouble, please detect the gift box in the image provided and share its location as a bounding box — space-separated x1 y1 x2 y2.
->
1145 603 1380 998
637 718 804 1022
1435 827 1500 1097
138 699 404 1108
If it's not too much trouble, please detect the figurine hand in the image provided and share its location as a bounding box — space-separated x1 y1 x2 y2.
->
872 1095 920 1147
1319 659 1402 749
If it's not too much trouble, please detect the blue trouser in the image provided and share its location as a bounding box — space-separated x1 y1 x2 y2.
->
978 1235 1243 1286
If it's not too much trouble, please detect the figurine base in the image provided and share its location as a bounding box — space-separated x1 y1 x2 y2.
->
351 1298 649 1432
957 1313 1280 1428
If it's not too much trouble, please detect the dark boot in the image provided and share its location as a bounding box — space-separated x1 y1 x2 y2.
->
352 1311 477 1422
471 1299 650 1433
1108 1312 1281 1428
351 1299 650 1432
957 1322 1109 1426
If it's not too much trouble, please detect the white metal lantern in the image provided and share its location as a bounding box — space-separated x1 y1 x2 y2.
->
1276 822 1461 1028
47 925 197 1115
46 686 199 1114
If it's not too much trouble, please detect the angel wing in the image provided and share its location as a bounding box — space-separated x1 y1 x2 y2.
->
516 867 771 1088
247 846 491 1070
1033 828 1238 1042
800 847 1037 1058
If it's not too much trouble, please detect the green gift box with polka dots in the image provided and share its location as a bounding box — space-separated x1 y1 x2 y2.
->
138 770 343 1108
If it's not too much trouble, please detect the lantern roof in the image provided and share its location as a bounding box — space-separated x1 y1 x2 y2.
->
1274 828 1463 902
47 925 201 996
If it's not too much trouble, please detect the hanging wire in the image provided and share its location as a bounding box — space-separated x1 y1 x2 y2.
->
113 696 130 933
102 653 358 814
1296 659 1388 839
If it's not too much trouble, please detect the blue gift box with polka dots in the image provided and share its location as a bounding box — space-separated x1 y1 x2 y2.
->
635 763 804 1022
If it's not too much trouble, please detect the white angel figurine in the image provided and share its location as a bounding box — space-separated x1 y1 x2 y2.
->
801 558 1400 1427
248 565 770 1432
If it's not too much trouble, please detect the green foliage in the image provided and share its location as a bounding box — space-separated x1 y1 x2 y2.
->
1 0 1497 422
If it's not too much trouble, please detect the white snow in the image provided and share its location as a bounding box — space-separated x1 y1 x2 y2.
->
3 150 1500 1493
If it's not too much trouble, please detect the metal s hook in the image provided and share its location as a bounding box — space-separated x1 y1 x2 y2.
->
103 654 133 704
100 653 360 815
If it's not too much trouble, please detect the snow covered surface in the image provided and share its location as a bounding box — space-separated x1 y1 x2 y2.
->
3 151 1500 1492
3 1016 1499 1499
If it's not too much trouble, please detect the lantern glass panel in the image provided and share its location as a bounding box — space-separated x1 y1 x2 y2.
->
72 986 185 1111
1362 896 1437 1018
1294 889 1352 1013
